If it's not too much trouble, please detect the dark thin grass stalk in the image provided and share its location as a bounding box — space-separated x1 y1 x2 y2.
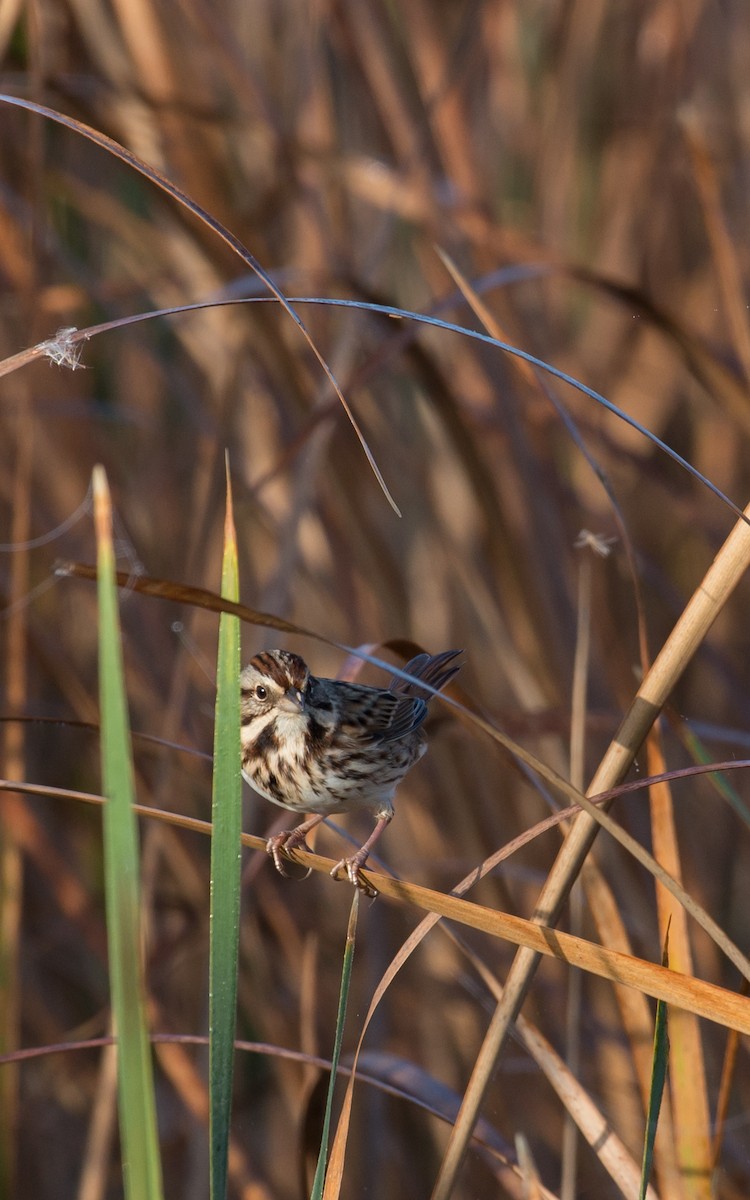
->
639 938 671 1200
7 288 749 532
94 466 163 1200
668 714 750 833
648 731 713 1194
208 465 242 1200
0 1030 539 1184
7 264 750 461
4 758 750 843
315 889 359 1200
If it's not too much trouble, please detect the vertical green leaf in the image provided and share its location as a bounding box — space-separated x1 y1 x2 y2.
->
209 460 242 1200
94 465 163 1200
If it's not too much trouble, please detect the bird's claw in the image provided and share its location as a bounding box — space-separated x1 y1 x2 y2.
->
268 832 377 896
330 856 378 898
266 832 313 880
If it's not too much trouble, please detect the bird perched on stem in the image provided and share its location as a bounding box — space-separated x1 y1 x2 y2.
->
240 648 461 895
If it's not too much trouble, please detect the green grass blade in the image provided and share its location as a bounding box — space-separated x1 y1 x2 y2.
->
640 936 671 1199
209 464 242 1200
314 890 359 1200
678 721 750 832
94 466 163 1200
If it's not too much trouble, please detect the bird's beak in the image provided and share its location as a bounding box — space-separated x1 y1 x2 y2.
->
277 689 305 715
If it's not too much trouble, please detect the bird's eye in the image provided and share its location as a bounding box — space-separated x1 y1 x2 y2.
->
254 685 267 701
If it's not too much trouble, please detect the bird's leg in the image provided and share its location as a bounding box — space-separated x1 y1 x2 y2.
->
330 813 392 897
266 813 326 877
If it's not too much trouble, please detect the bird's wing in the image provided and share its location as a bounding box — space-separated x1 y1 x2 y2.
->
389 649 462 698
335 686 428 745
377 695 428 742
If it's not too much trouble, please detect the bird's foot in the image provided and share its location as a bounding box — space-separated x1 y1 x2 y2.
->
330 853 378 898
266 830 313 879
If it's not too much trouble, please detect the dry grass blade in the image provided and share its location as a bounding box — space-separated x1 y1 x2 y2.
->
78 1041 118 1200
438 242 680 1188
431 498 750 1198
4 774 749 1038
55 563 750 983
456 925 658 1200
359 872 750 1034
515 1135 545 1200
7 9 750 1195
55 563 341 645
568 788 750 983
326 869 662 1199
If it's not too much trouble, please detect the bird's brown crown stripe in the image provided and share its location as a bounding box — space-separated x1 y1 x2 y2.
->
252 650 307 691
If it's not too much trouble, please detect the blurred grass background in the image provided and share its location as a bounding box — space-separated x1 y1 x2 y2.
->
2 1 750 1197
